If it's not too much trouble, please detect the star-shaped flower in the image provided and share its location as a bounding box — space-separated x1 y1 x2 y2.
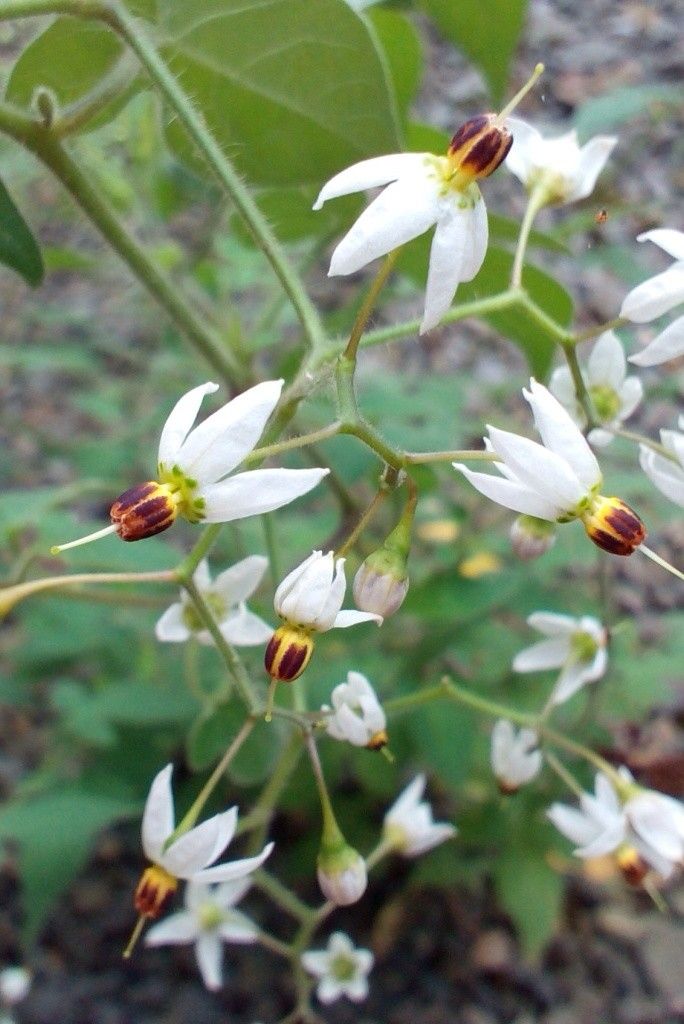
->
302 931 373 1004
322 671 387 749
383 774 456 857
145 877 258 991
621 229 684 366
155 556 272 647
513 611 608 706
504 117 617 205
639 418 684 508
549 332 642 447
490 719 542 793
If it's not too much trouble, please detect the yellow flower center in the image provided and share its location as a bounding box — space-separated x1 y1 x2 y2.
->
589 384 621 423
157 463 207 523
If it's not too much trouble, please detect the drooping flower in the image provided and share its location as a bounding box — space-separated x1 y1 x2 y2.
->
548 769 684 882
155 556 272 647
52 380 329 551
454 379 646 556
513 611 608 706
134 764 273 920
264 551 381 682
322 671 387 750
639 418 684 508
549 332 643 447
383 774 456 857
490 720 542 793
302 931 373 1004
621 229 684 366
504 117 617 206
145 877 258 991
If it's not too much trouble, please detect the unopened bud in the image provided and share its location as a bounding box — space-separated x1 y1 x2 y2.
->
110 481 179 541
264 624 314 681
353 551 409 619
317 840 367 907
448 114 513 181
510 515 557 561
582 496 646 556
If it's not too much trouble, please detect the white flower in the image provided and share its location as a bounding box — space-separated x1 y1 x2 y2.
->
454 379 646 556
135 764 273 918
548 772 627 859
513 611 608 706
145 877 258 991
383 774 456 857
274 551 382 632
504 117 617 205
313 151 489 333
549 332 643 447
0 968 31 1007
622 230 684 366
490 720 542 793
639 418 684 508
155 556 272 647
322 671 387 748
624 786 684 879
301 931 373 1004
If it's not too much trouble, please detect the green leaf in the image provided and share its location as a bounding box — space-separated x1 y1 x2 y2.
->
159 0 400 188
0 177 43 286
493 826 563 954
368 9 422 121
421 0 528 104
574 83 683 140
187 703 286 786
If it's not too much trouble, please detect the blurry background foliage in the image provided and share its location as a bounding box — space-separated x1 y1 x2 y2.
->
0 0 681 954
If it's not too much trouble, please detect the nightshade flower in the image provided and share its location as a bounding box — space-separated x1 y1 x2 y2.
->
513 611 608 706
52 380 329 551
0 967 31 1019
133 764 273 921
383 774 456 856
302 931 373 1004
639 418 684 508
490 720 542 793
549 332 642 447
622 229 684 366
322 671 387 749
454 379 646 556
155 557 272 647
145 878 258 991
504 117 617 205
264 551 381 682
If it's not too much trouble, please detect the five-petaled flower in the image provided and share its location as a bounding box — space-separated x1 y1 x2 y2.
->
504 117 617 206
453 379 646 556
155 556 272 648
322 671 387 750
302 931 373 1004
145 877 259 991
52 380 329 551
513 611 608 707
383 774 456 857
639 417 684 509
549 332 642 447
264 551 381 682
490 719 542 793
621 229 684 366
134 764 273 921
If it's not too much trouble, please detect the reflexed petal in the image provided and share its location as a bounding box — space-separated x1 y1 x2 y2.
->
162 808 238 878
387 774 425 821
620 266 684 322
313 557 348 629
421 204 469 333
575 819 625 858
549 662 593 705
194 841 274 884
637 228 684 261
195 931 223 991
177 379 284 483
332 609 383 628
513 637 569 673
461 192 489 280
328 173 441 276
454 464 562 519
629 315 684 366
192 560 213 591
547 803 601 847
142 764 175 862
569 136 617 202
158 382 219 469
527 611 577 636
202 467 329 522
487 425 588 508
628 794 684 861
277 552 335 624
333 704 372 745
618 376 644 418
593 773 621 815
213 555 268 606
313 153 431 208
639 447 684 508
549 366 578 408
491 719 515 768
220 605 273 646
155 602 191 643
145 910 198 946
217 910 259 943
588 331 625 389
524 379 601 490
503 117 543 183
274 550 320 607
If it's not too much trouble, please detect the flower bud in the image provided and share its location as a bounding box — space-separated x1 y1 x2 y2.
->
134 864 178 918
264 624 314 682
510 515 557 561
317 840 367 907
448 114 513 181
353 549 409 619
582 496 646 556
110 481 179 541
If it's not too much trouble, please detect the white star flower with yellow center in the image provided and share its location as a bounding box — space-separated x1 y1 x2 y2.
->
302 931 373 1004
513 611 607 706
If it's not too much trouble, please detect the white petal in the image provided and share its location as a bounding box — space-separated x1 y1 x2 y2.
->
620 266 684 322
568 136 617 202
163 808 237 878
317 976 344 1004
157 383 219 469
277 551 335 624
195 932 223 991
313 152 431 208
219 605 273 646
421 204 470 333
212 877 252 908
144 911 198 946
527 611 577 636
588 331 625 389
637 228 684 261
344 975 370 1001
629 315 684 366
331 609 383 628
300 950 329 976
387 774 425 821
524 380 601 490
549 365 576 407
332 704 372 745
617 376 644 418
487 425 588 509
155 602 191 643
202 467 329 522
177 379 283 484
549 662 593 705
547 803 601 847
194 841 274 884
639 446 684 508
329 173 440 276
142 764 175 863
312 556 348 630
628 795 684 861
213 555 269 606
575 819 626 858
217 911 259 944
490 719 514 772
513 637 569 673
454 464 561 519
503 117 542 184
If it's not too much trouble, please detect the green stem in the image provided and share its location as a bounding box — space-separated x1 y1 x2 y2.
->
52 54 138 137
560 339 595 426
0 569 173 618
404 448 498 465
359 290 522 349
343 249 400 361
246 422 342 464
174 524 223 582
518 292 572 343
511 183 549 289
253 869 313 923
607 426 674 460
304 732 339 840
342 419 404 470
176 717 256 833
244 731 303 856
256 930 294 960
544 750 584 799
336 487 388 557
574 316 627 344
